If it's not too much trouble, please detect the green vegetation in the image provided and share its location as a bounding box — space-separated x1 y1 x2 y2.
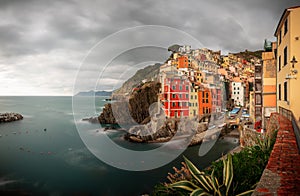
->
152 131 277 196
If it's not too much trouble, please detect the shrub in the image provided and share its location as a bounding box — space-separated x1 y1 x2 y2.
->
151 130 278 195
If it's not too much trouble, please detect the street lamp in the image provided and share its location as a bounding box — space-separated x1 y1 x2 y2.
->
291 56 298 69
285 56 298 79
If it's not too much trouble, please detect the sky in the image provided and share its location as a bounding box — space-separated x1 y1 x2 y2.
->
0 0 299 96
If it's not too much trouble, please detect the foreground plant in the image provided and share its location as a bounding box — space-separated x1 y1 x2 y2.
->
152 130 278 196
169 154 253 196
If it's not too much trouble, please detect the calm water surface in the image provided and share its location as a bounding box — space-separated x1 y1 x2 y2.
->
0 96 238 195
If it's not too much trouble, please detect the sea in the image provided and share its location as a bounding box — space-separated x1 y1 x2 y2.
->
0 96 238 195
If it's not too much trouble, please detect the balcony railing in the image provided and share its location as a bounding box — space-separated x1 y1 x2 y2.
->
279 106 300 153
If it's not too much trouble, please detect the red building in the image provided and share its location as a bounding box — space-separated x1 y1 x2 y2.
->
211 88 222 113
161 77 190 118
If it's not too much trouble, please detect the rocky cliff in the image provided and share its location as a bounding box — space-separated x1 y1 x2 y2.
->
112 63 161 96
98 81 161 127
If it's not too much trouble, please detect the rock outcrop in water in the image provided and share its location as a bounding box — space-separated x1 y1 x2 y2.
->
0 113 23 123
98 81 161 126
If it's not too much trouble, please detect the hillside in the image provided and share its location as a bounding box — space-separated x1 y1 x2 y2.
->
75 90 112 96
112 63 161 96
232 49 263 61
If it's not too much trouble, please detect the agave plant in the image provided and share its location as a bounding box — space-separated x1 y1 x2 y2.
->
169 154 253 196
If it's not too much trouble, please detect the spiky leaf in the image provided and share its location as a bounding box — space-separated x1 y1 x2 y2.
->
183 156 213 192
169 180 199 192
190 188 208 196
236 189 254 196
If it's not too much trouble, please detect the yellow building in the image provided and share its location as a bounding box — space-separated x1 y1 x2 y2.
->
189 85 198 117
189 70 203 117
275 6 300 121
262 41 277 127
222 56 229 68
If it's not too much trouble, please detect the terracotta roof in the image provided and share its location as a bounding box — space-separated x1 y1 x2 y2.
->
232 77 242 82
218 68 228 76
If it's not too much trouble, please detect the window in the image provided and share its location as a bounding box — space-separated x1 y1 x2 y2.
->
172 85 176 90
278 84 281 100
278 56 281 71
186 85 189 90
284 18 288 35
195 95 197 99
186 94 188 99
234 92 236 95
255 94 262 105
191 95 193 99
172 102 176 107
179 94 182 99
279 30 282 44
237 87 240 90
234 87 236 90
237 92 239 94
284 46 288 66
179 85 182 90
172 94 176 98
284 82 287 101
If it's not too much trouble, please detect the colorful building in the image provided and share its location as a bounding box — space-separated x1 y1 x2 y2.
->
189 85 198 117
161 76 190 118
262 40 277 128
231 77 245 106
177 56 189 69
254 61 263 124
198 88 212 115
275 6 300 121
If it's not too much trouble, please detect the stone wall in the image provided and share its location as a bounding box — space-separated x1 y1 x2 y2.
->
240 126 261 148
253 113 300 195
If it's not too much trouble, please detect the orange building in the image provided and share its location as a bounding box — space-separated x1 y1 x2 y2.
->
198 88 212 115
177 56 189 69
262 41 277 128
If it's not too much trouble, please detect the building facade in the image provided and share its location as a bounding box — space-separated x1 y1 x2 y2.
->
262 41 277 128
275 6 300 121
161 76 190 118
231 78 245 106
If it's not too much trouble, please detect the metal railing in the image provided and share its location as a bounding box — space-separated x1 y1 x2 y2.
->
279 106 300 153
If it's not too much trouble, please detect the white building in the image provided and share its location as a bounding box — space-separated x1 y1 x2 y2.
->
231 79 244 106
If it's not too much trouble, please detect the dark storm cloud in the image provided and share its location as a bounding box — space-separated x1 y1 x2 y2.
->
0 0 299 95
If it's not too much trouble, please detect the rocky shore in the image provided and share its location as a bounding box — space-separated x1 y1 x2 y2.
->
0 113 23 123
97 81 230 146
124 118 228 146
